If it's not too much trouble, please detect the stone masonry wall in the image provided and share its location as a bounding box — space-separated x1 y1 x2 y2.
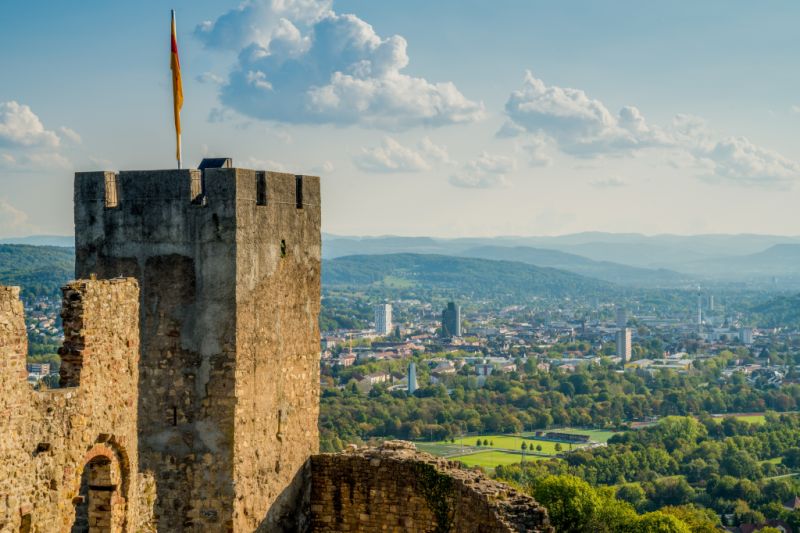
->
309 441 552 533
0 279 149 532
234 171 322 532
74 168 321 531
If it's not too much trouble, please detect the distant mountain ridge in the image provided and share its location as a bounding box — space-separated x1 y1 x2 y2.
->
456 245 689 287
0 235 74 247
323 253 614 301
324 233 800 287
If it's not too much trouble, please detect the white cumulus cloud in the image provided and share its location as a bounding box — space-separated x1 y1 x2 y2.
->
501 72 800 186
0 101 61 148
197 0 484 129
0 102 76 170
521 135 554 167
699 137 800 186
354 137 448 173
449 152 516 189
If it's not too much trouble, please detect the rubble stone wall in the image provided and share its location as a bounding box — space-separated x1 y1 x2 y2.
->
309 442 552 533
0 279 149 532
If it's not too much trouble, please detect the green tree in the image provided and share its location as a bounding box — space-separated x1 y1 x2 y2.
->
633 511 691 533
732 500 765 526
616 484 646 511
647 477 695 507
531 475 600 533
659 505 719 533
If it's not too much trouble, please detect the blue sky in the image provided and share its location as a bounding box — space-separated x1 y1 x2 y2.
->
1 0 799 237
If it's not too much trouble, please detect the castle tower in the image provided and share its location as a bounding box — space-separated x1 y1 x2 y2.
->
74 165 321 531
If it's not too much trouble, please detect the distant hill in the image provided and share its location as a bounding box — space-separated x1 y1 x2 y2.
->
685 244 800 279
0 235 74 247
0 245 74 298
323 253 614 302
751 292 800 329
456 245 689 287
324 233 800 287
324 236 690 287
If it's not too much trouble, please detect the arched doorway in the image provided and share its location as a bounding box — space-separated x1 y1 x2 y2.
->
71 455 119 533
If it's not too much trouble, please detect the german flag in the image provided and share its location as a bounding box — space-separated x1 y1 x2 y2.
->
170 10 183 166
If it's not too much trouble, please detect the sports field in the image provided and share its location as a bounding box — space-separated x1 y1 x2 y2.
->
450 450 546 468
416 427 615 469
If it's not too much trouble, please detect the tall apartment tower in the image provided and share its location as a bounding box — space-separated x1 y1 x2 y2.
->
740 327 754 345
374 303 393 336
441 301 461 338
74 165 321 531
616 328 632 362
697 294 703 328
615 306 627 329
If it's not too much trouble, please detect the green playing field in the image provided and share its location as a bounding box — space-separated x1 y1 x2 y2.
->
449 450 546 468
415 427 614 468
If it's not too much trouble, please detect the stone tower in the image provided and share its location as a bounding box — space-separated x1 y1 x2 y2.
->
74 166 321 531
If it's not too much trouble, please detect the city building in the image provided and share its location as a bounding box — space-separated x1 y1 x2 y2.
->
616 328 632 362
374 303 393 336
408 362 418 394
441 301 462 338
616 306 627 329
740 327 754 345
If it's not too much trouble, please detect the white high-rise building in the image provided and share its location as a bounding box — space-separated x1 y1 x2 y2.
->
374 303 393 336
408 362 418 394
616 328 632 362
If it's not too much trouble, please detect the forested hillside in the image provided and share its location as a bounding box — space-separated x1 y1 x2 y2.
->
0 245 73 298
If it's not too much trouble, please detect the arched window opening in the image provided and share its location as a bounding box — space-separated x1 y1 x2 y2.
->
71 456 117 533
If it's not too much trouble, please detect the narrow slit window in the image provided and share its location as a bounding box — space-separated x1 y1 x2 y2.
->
172 407 177 426
104 174 118 208
280 239 287 258
295 175 303 209
256 172 267 206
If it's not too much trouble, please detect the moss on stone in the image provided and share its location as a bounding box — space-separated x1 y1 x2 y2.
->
413 461 455 533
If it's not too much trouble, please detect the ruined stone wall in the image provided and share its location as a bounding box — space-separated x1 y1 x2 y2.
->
74 168 321 532
309 442 552 533
0 279 148 532
233 171 321 532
